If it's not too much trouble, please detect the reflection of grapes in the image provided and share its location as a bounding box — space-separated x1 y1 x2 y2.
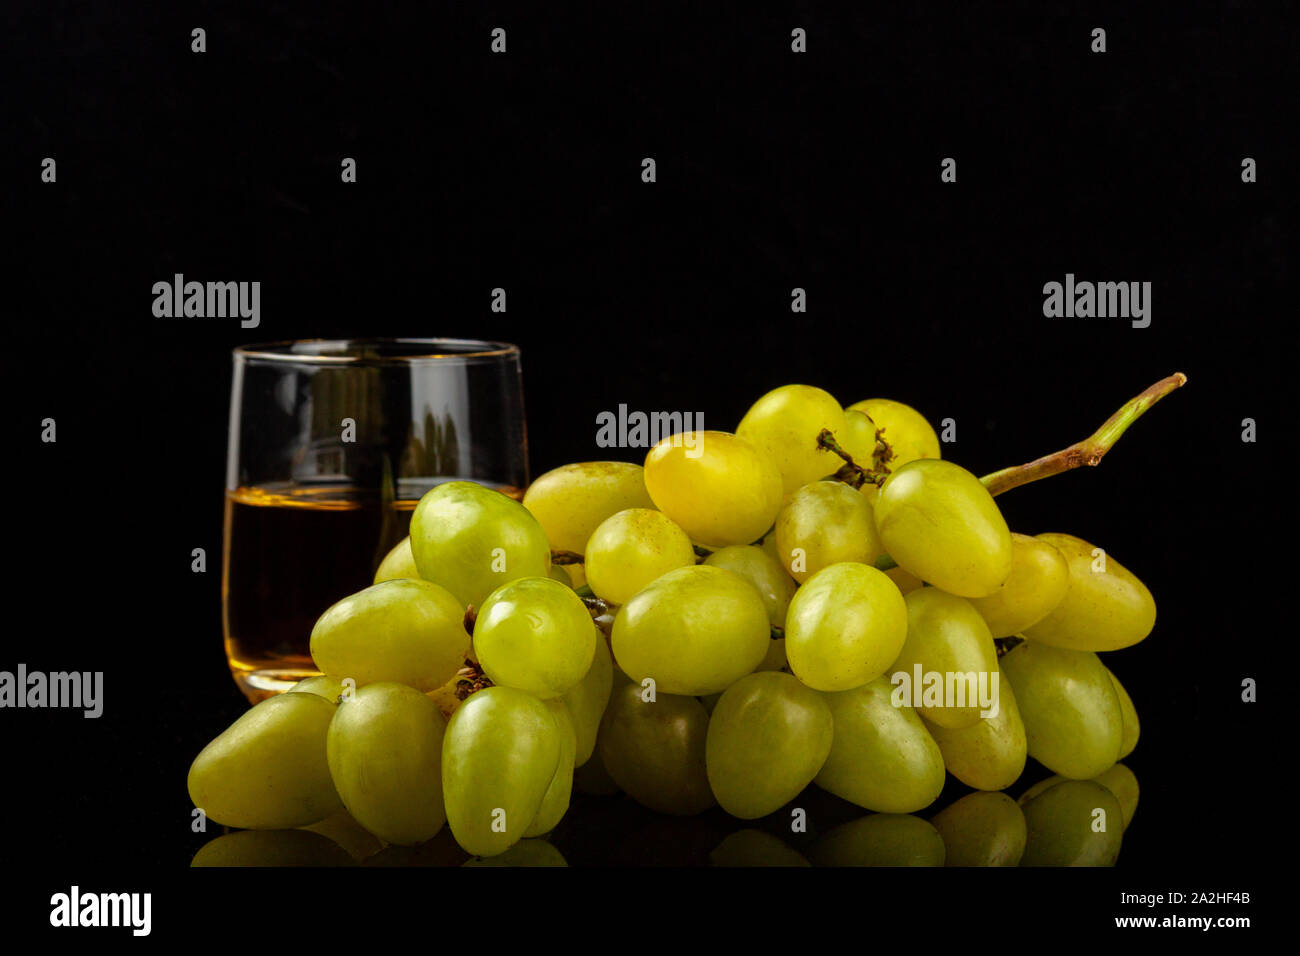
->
191 377 1178 864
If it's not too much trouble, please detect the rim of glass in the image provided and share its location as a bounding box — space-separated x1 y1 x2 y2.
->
234 338 520 366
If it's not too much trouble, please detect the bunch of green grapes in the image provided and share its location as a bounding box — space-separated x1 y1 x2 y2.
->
188 384 1160 868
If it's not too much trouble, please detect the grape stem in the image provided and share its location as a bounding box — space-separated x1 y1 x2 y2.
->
550 549 584 565
816 430 893 488
979 372 1188 497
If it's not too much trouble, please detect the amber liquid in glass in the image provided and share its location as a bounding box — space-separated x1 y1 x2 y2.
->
223 482 521 702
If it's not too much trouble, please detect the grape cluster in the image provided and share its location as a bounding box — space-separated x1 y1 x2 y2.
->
188 383 1156 867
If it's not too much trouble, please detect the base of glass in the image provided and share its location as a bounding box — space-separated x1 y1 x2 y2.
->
231 666 320 704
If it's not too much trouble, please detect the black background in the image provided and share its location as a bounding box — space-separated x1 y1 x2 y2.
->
4 1 1288 936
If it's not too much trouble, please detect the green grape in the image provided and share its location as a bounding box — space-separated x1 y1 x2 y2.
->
463 839 568 867
811 814 946 867
925 665 1026 791
522 461 655 554
967 533 1069 638
736 384 847 494
191 829 355 867
815 677 945 813
930 791 1026 867
1093 763 1139 830
845 398 941 469
874 459 1013 598
705 672 834 819
890 588 999 730
1021 533 1156 651
566 563 587 589
409 481 551 609
289 675 345 701
326 682 447 846
374 535 419 584
442 686 562 857
611 565 770 696
585 508 696 605
548 564 573 587
1106 667 1140 759
526 700 577 836
837 409 881 470
784 562 908 692
774 480 883 583
643 431 783 548
572 745 621 796
1020 779 1123 866
473 576 596 699
709 830 810 867
704 545 797 627
598 682 715 815
1001 642 1122 779
300 809 385 862
187 693 341 829
310 579 470 692
562 631 614 767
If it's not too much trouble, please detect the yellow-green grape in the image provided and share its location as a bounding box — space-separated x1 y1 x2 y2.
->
1021 533 1156 651
643 431 783 548
473 576 596 699
409 481 551 609
463 839 568 867
572 744 620 796
566 562 587 589
1001 642 1122 779
815 677 945 813
737 384 847 494
362 830 469 868
1106 667 1140 759
811 814 946 867
784 563 907 692
1019 779 1123 866
598 682 715 815
890 588 999 730
548 564 573 587
526 701 577 837
300 810 386 862
885 565 924 594
709 830 810 867
311 579 470 692
442 686 561 857
289 675 345 701
757 637 788 672
191 830 355 867
874 459 1013 598
705 672 834 819
846 398 941 469
774 481 883 583
704 545 797 627
1021 764 1139 831
967 533 1069 638
1093 763 1139 829
585 508 695 605
374 535 419 584
925 665 1027 791
187 693 341 829
522 461 655 554
837 408 880 470
611 565 770 696
562 631 614 766
930 791 1027 867
326 682 447 846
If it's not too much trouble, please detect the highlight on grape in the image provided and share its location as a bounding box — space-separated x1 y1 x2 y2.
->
188 373 1185 867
